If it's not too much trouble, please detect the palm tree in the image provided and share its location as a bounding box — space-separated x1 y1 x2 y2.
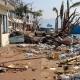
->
32 10 43 30
54 0 80 36
23 4 30 23
23 4 29 15
15 3 30 19
15 3 24 18
53 7 58 33
33 10 42 19
52 0 80 49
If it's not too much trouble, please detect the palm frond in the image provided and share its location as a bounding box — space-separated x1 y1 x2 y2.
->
60 2 64 19
53 7 58 14
69 9 76 19
70 2 80 8
67 0 70 19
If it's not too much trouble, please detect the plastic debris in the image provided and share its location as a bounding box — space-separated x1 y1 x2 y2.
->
8 64 15 68
49 68 56 71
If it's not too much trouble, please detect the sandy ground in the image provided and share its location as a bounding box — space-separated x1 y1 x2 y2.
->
0 44 60 80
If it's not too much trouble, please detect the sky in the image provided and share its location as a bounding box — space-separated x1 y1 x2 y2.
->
23 0 80 19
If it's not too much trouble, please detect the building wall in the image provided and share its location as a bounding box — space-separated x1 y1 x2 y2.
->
0 0 15 47
0 15 2 46
0 14 9 47
1 33 9 47
0 0 15 11
0 9 9 47
28 13 34 24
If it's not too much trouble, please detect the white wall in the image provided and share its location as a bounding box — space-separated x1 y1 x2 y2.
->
0 1 15 47
1 33 9 47
0 12 9 47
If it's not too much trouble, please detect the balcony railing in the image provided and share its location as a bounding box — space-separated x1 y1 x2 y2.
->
0 0 15 10
0 0 6 6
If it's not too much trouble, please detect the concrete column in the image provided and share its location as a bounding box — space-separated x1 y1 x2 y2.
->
0 15 2 47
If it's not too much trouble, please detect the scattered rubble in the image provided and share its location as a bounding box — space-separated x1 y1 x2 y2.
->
49 67 57 71
1 36 80 80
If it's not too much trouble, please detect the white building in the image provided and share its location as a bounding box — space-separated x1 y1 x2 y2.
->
0 0 15 46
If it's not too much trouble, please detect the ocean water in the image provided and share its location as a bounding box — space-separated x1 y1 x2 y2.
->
40 19 80 39
40 19 55 28
40 18 61 29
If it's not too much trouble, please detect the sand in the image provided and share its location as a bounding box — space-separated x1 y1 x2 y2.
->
0 44 59 80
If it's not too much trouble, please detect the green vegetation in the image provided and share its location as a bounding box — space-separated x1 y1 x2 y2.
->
15 3 42 19
15 4 29 18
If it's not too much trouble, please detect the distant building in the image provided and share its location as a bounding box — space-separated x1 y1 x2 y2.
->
8 11 23 32
23 12 34 31
8 0 34 32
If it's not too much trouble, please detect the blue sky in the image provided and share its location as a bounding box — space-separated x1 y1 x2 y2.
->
23 0 80 19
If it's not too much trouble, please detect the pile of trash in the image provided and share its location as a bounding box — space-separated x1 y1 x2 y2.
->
0 64 29 73
16 43 55 58
37 43 55 50
58 73 80 80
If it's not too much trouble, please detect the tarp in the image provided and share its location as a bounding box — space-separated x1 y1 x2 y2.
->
70 24 80 34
